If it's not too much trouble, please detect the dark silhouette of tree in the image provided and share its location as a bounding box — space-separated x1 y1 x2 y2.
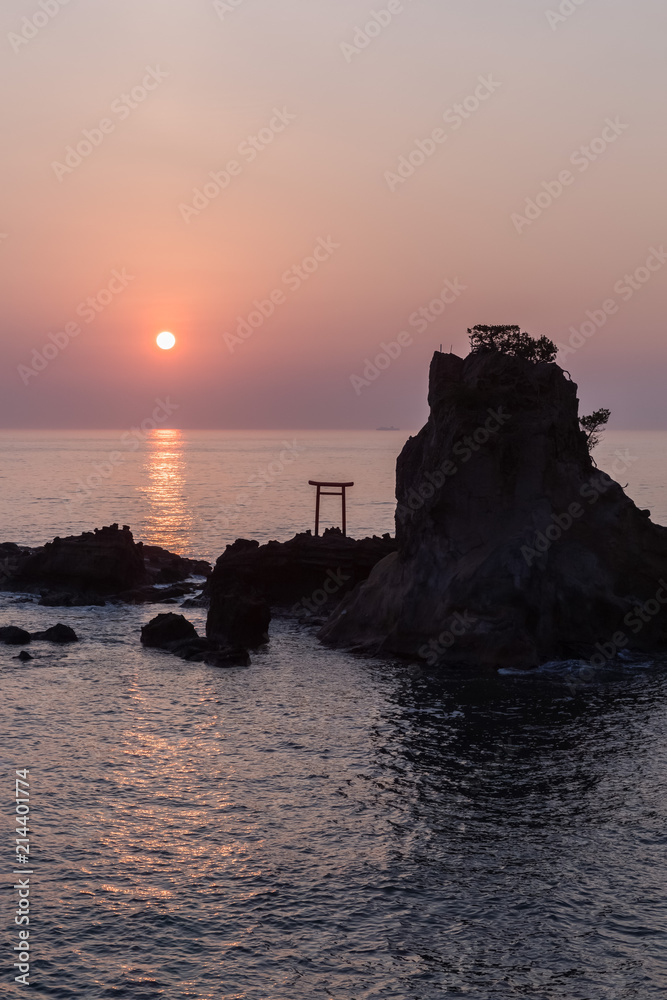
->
468 325 558 363
579 408 610 452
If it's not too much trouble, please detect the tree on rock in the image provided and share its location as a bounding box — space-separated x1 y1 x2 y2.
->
468 325 558 364
580 408 611 452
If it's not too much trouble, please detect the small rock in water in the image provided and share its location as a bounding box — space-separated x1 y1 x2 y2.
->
140 612 250 666
141 613 198 648
32 623 79 643
0 626 32 645
16 650 33 661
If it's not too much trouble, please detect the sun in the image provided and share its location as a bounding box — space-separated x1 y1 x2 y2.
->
156 331 176 350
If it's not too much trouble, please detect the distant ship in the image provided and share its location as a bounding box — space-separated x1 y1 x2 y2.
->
376 426 400 431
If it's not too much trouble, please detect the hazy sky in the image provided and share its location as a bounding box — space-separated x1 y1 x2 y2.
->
1 0 665 429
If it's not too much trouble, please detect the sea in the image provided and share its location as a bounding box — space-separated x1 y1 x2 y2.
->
1 429 666 999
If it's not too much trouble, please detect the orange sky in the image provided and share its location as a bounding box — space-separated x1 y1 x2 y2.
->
1 0 666 429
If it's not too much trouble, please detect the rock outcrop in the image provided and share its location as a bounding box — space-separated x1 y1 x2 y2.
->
141 613 250 667
140 613 198 648
320 349 667 668
0 626 31 645
16 524 145 594
32 624 78 644
206 529 396 612
0 543 31 587
2 524 210 604
1 623 78 644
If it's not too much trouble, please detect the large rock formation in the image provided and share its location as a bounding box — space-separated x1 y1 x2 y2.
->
2 524 210 603
320 350 667 668
206 529 396 611
16 524 145 593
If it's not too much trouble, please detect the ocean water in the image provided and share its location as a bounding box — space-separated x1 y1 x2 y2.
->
0 429 406 562
1 430 667 999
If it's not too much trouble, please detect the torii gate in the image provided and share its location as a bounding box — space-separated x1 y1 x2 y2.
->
308 481 354 536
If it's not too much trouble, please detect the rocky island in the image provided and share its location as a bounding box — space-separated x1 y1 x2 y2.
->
320 344 667 669
0 523 210 606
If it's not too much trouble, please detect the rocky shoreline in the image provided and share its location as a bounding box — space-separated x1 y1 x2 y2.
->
321 350 667 668
5 348 667 672
0 523 395 668
0 523 210 607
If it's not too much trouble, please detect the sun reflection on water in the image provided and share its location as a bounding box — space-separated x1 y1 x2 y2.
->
139 429 195 553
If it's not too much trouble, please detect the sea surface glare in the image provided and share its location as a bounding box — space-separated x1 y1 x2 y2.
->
1 430 666 998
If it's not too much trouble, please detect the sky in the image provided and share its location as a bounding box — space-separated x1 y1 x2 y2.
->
1 0 665 430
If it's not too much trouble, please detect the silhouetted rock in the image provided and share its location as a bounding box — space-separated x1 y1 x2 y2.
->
16 650 32 661
206 529 396 613
321 349 667 669
18 524 144 594
207 593 270 648
0 543 31 586
140 612 250 666
32 623 78 643
1 524 210 605
0 542 29 557
141 613 198 648
0 626 31 645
